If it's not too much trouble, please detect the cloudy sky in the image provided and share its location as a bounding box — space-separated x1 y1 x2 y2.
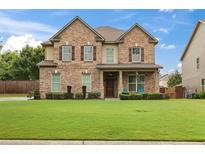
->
0 9 205 74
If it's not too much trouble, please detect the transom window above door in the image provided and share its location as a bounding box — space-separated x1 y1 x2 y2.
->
106 48 114 63
62 45 72 61
84 46 93 61
132 47 141 62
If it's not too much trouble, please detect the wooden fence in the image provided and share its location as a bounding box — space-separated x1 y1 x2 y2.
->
160 86 185 98
0 80 39 93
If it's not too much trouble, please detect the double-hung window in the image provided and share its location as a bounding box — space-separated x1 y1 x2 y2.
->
52 74 60 92
84 46 93 61
82 74 91 92
62 45 72 61
128 74 145 93
132 47 141 62
106 48 114 63
137 75 145 93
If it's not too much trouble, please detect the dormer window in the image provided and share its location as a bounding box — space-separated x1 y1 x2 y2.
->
84 46 93 61
132 47 141 62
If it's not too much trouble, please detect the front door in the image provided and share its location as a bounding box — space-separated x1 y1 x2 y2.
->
106 79 114 98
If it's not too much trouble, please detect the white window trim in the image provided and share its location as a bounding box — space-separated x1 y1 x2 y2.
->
128 74 137 92
106 48 115 64
84 46 93 62
51 73 61 92
132 47 141 63
82 74 92 92
128 74 145 92
62 45 72 61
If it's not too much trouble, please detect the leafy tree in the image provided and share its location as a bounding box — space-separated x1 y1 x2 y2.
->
0 45 44 80
167 70 182 87
0 52 19 80
0 41 3 51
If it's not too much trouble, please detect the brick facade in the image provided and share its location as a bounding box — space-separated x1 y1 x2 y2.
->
39 17 160 98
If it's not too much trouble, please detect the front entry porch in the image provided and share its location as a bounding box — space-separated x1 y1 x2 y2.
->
99 69 160 98
104 72 119 98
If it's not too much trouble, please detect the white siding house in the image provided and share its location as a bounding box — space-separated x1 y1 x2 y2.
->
181 20 205 95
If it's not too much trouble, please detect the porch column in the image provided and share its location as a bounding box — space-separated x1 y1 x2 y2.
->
100 70 104 98
155 70 160 92
118 71 123 96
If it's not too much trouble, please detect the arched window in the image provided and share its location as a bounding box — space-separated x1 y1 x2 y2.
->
202 79 205 91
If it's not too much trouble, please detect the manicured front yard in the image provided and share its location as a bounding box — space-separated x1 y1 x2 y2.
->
0 99 205 141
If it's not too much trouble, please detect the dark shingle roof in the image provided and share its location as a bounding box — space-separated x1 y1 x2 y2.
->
96 63 163 70
95 26 125 42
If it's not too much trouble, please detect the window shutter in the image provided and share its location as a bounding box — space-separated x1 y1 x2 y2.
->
141 47 144 62
59 46 62 60
72 46 75 60
81 46 84 61
93 46 96 61
129 47 132 62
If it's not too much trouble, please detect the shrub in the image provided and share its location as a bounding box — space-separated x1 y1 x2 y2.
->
82 86 86 99
64 92 74 99
88 92 101 99
75 93 84 99
130 93 142 100
148 93 163 100
119 93 131 100
142 93 149 100
46 92 53 99
199 92 205 99
119 92 164 100
34 89 40 99
52 92 65 99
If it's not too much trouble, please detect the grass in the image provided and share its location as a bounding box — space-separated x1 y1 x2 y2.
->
0 93 27 97
0 99 205 141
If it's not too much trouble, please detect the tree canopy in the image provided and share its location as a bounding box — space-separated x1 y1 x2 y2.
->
167 70 182 87
0 45 44 80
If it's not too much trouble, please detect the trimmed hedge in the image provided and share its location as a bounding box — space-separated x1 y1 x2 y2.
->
45 92 73 99
75 93 84 99
34 89 40 99
88 92 101 99
119 92 164 100
192 92 205 99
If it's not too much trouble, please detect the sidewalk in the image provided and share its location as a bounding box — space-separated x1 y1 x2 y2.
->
0 140 204 145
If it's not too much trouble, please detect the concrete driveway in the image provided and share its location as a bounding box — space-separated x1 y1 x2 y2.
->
0 97 28 101
0 140 204 145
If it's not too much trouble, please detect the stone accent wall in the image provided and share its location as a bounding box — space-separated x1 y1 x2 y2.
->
118 26 155 64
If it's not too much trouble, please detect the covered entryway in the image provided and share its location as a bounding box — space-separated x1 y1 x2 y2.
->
104 72 118 98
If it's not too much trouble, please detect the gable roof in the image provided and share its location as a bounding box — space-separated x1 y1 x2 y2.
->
116 23 158 43
95 26 125 42
42 16 158 46
180 20 205 61
49 16 105 41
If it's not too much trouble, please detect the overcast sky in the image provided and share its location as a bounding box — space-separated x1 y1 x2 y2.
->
0 9 205 74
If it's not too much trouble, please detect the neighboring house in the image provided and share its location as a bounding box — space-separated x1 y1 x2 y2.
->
38 16 162 98
181 20 205 94
159 74 169 88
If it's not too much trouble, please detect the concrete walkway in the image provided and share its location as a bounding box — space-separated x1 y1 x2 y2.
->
0 140 204 145
0 97 28 101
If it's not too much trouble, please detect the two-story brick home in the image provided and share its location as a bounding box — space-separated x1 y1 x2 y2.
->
38 16 162 98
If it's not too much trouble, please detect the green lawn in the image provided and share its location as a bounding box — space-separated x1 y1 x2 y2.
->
0 99 205 141
0 93 27 97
